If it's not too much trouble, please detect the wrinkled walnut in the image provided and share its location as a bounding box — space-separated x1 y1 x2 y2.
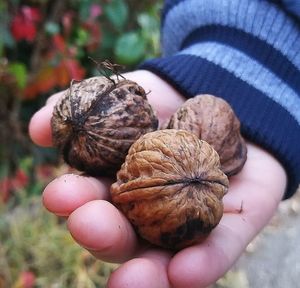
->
51 76 158 175
111 129 229 249
165 95 247 176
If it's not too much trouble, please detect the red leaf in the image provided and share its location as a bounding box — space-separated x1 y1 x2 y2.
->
17 271 36 288
52 34 67 53
23 82 39 100
22 6 41 22
55 61 71 88
11 15 37 42
24 66 57 99
82 22 101 52
24 60 85 99
35 165 55 182
64 59 86 80
36 66 58 94
0 169 29 202
55 59 85 87
12 169 29 190
10 6 41 42
0 178 12 203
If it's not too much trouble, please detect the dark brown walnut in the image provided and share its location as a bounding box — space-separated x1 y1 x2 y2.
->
165 95 247 176
111 129 229 250
51 76 158 175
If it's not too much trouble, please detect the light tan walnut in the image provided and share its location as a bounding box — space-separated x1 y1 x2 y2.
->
165 95 247 176
111 129 229 250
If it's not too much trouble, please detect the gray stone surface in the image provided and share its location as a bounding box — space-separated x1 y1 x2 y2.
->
234 191 300 288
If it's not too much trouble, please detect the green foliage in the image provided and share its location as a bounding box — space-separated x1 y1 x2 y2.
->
44 21 60 35
104 0 129 32
0 1 162 284
97 0 162 70
0 0 163 198
0 2 14 56
115 31 146 65
8 62 27 89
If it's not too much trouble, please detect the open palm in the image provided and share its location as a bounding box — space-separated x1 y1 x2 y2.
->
29 70 286 288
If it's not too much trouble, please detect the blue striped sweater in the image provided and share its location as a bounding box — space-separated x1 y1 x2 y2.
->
141 0 300 199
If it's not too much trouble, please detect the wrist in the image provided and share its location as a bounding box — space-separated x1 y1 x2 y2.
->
246 143 287 201
124 70 185 124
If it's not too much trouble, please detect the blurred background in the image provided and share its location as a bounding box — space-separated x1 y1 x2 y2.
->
0 0 299 287
0 0 162 286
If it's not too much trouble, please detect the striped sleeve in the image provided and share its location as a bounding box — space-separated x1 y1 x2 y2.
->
280 0 300 19
140 0 300 198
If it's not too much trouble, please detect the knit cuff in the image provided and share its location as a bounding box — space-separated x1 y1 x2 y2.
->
280 0 300 20
140 0 300 198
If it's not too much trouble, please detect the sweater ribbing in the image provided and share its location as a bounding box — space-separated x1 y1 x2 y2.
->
141 0 300 198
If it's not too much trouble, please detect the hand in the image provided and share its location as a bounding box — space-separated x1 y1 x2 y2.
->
29 70 287 288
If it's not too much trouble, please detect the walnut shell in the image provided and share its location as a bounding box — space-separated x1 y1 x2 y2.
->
51 76 158 175
111 129 229 250
165 95 247 176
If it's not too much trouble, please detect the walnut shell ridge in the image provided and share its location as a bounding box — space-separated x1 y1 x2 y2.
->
51 76 158 175
165 95 247 176
111 129 229 249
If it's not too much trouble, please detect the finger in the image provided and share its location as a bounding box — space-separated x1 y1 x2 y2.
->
46 91 65 105
29 91 64 147
223 142 286 216
125 70 185 124
43 174 112 216
168 144 287 288
29 104 54 147
107 249 172 288
168 213 255 288
67 200 138 263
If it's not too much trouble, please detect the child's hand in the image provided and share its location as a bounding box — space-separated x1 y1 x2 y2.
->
29 70 287 288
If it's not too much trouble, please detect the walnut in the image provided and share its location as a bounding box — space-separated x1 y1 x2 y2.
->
51 76 158 175
111 129 229 250
164 95 247 176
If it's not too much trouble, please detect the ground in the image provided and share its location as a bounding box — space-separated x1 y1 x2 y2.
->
214 188 300 288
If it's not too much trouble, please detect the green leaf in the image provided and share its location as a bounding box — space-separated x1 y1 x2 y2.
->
0 6 15 49
114 31 146 66
137 12 161 58
28 181 44 196
45 21 60 35
3 29 15 47
104 0 128 31
78 0 93 20
0 159 9 178
101 29 116 51
19 157 33 174
138 13 157 31
75 27 89 46
8 62 27 89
